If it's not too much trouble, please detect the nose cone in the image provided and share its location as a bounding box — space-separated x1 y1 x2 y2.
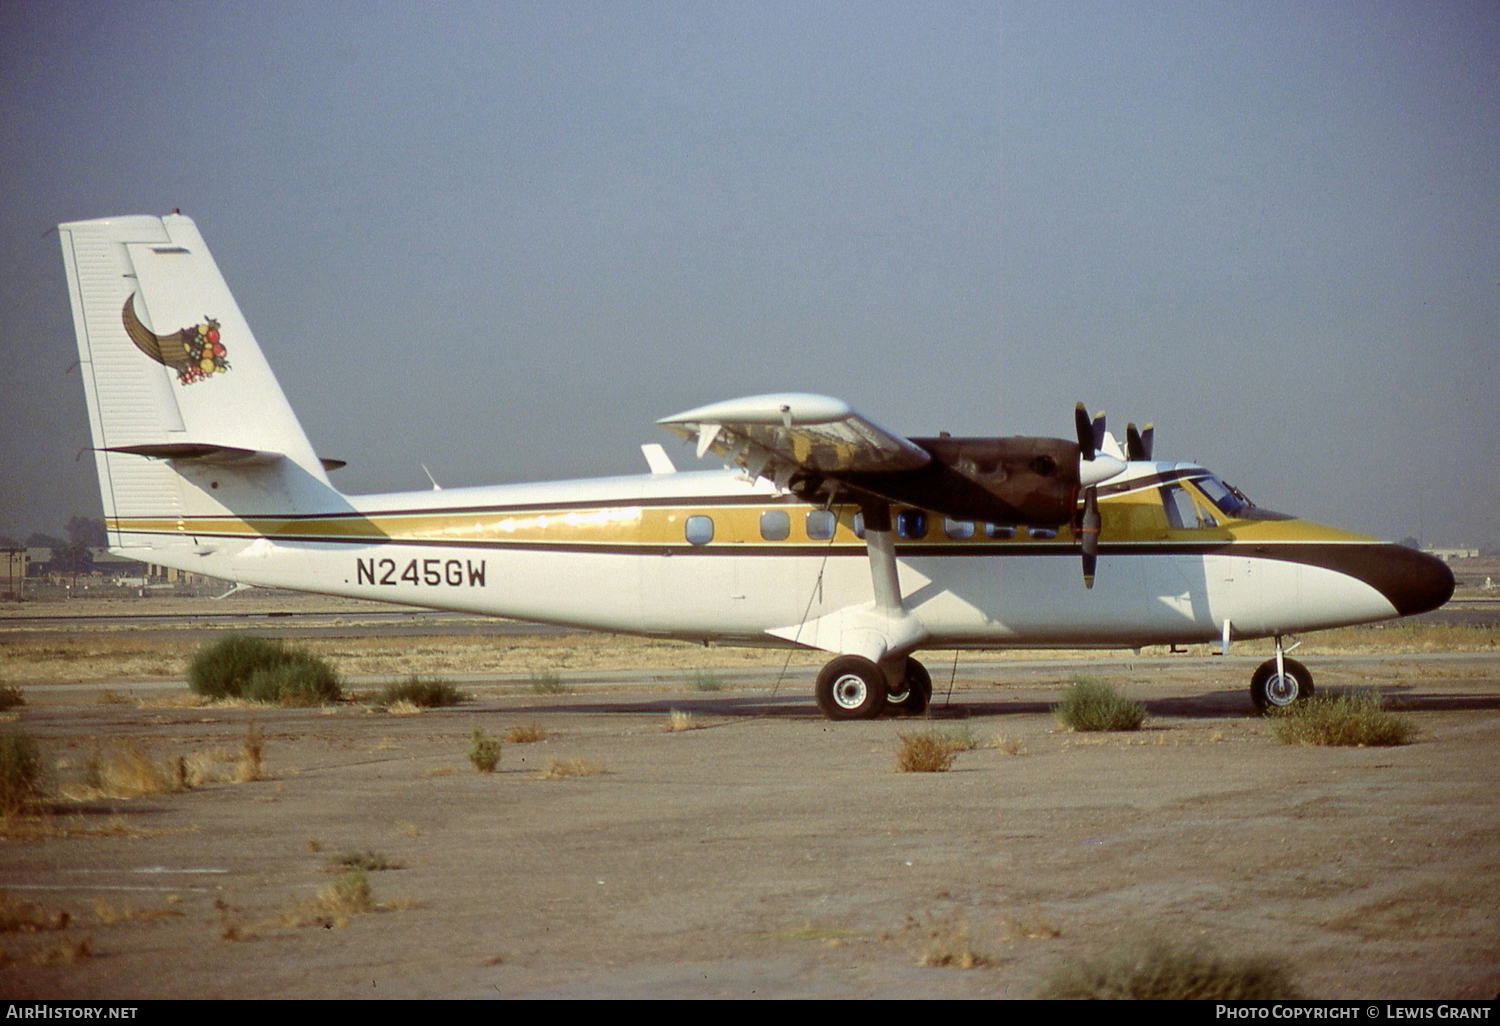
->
1368 545 1456 617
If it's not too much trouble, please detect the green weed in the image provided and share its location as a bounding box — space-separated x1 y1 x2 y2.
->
1053 676 1146 732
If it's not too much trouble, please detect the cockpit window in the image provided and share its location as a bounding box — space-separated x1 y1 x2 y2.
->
1160 485 1216 530
1193 475 1250 518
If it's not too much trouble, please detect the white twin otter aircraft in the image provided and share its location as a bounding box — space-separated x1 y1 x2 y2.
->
59 214 1454 720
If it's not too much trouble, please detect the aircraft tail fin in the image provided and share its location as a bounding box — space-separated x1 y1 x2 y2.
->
59 214 344 549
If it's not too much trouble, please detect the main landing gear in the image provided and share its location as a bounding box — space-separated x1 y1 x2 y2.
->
1249 636 1314 714
814 655 932 721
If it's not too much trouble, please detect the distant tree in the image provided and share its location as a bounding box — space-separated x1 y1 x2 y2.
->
25 532 65 551
0 535 19 551
1396 536 1422 550
51 542 93 575
65 516 107 548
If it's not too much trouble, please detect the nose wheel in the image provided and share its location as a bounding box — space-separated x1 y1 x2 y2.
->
1250 657 1313 713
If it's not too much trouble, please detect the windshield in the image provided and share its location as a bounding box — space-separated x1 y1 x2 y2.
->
1193 475 1250 517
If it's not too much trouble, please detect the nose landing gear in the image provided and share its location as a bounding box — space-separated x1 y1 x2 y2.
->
1250 636 1314 714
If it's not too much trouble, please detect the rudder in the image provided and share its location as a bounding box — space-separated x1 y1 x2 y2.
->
59 214 343 550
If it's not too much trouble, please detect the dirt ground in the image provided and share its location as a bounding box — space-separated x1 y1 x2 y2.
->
0 639 1496 999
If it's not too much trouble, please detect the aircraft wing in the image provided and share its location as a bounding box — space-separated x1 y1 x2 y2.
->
657 393 930 490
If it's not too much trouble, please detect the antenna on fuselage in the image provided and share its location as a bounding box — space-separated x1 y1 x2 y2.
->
421 464 442 491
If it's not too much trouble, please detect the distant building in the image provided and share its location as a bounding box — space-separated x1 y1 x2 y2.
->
1424 547 1480 562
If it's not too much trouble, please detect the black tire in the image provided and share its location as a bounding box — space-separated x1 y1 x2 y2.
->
886 657 932 717
815 656 888 721
1250 657 1314 714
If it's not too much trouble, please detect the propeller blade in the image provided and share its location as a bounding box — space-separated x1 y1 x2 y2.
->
1091 410 1107 454
1080 485 1101 589
1125 421 1156 461
1074 402 1094 461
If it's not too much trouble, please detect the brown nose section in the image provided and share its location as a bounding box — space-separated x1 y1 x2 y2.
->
1373 546 1456 617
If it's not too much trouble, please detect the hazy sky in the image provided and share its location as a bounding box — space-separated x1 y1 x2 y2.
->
2 1 1496 547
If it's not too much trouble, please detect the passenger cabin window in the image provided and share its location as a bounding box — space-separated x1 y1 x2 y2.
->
684 515 714 545
1160 485 1215 529
1028 527 1057 540
896 510 927 540
759 510 790 541
984 524 1015 539
944 518 974 540
805 510 836 541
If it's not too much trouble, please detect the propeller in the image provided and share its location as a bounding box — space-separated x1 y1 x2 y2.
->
1074 403 1107 460
1080 485 1101 589
1125 422 1155 462
1073 403 1121 589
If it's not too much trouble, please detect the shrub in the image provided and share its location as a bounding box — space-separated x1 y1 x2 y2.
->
243 660 342 706
895 730 961 773
1269 694 1416 747
1038 939 1299 999
0 732 43 816
378 676 464 709
467 728 500 773
690 671 722 693
503 724 547 744
1053 676 1146 732
0 686 24 711
189 635 341 704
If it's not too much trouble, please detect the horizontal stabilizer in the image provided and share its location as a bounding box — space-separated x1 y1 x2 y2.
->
103 442 285 467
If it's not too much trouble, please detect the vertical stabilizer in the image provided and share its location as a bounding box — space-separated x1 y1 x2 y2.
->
59 214 343 547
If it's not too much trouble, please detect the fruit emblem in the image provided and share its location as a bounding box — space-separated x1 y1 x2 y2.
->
122 294 230 384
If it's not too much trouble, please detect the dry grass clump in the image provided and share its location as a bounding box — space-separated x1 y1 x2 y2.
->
329 850 402 872
538 758 605 779
180 724 264 785
0 732 44 816
0 686 24 711
1037 939 1299 999
82 744 186 798
503 723 547 744
1269 693 1416 746
386 699 423 716
467 728 500 773
1053 676 1146 732
189 634 341 705
895 729 967 773
528 670 566 695
918 914 989 969
91 899 183 925
302 870 372 929
664 709 698 732
0 892 69 933
239 724 264 781
3 937 94 966
378 675 464 709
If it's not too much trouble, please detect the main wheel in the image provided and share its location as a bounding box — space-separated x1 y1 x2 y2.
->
886 657 932 717
815 655 888 721
1250 657 1314 714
